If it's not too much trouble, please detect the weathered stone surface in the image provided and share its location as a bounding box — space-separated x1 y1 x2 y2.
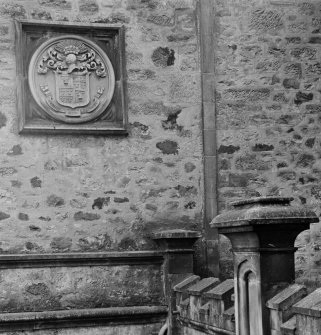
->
151 47 175 67
18 213 29 221
47 195 65 207
114 197 129 203
252 144 274 152
39 0 72 8
79 0 98 12
222 88 270 101
50 237 72 251
235 153 272 171
184 162 196 173
30 177 42 188
0 3 26 17
29 225 41 232
0 5 204 300
77 234 112 251
218 145 240 154
283 78 300 89
290 47 316 60
294 92 313 105
92 197 110 209
0 211 10 220
162 110 182 130
74 211 100 221
249 8 283 32
39 216 51 221
156 140 179 155
296 153 316 168
11 180 22 188
7 144 22 156
0 263 163 312
31 9 52 20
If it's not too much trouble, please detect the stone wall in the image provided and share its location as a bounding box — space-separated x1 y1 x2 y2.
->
0 0 203 254
214 0 321 285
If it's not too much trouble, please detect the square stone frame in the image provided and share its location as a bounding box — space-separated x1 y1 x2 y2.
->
15 20 128 136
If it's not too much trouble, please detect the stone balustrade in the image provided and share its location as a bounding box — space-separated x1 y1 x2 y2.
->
173 275 235 335
173 276 321 335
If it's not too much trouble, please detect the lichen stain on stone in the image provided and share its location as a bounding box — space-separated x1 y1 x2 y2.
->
31 9 52 20
74 211 101 221
0 3 26 18
162 110 183 130
114 197 129 203
18 213 29 221
47 194 65 207
11 180 22 188
184 162 196 173
118 237 139 251
184 201 196 209
249 8 283 32
145 203 158 211
29 225 41 232
174 185 198 197
50 237 72 251
77 234 112 251
105 190 116 194
92 197 110 210
0 167 17 176
0 212 10 220
156 140 179 155
30 177 42 188
38 216 51 221
7 144 22 156
152 47 175 67
26 283 50 296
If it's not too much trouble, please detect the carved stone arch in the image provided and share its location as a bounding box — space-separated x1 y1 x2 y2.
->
237 260 263 335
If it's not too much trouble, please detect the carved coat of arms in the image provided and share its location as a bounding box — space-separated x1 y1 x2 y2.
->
28 36 115 123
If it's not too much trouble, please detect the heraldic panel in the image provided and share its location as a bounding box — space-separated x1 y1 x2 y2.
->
15 20 127 135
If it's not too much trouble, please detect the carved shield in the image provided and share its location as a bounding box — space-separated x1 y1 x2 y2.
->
55 72 90 108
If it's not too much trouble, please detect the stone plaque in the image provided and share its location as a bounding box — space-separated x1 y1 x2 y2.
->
15 20 127 135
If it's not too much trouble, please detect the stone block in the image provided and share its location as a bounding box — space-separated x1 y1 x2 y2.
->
267 284 307 331
187 277 220 321
293 288 321 335
203 279 234 328
174 275 200 314
281 316 296 335
249 8 283 32
222 88 271 102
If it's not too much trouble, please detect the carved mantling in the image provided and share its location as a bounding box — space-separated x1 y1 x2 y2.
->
29 35 115 124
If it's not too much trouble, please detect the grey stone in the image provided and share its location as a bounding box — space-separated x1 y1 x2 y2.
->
18 213 29 221
7 145 22 156
74 211 100 221
30 177 42 188
156 140 179 155
47 195 65 207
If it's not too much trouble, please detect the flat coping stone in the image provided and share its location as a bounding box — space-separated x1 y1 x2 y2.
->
223 306 235 318
0 306 168 322
187 277 220 296
280 316 296 335
266 284 307 310
203 279 234 300
293 288 321 318
153 229 201 240
174 275 200 292
181 298 189 307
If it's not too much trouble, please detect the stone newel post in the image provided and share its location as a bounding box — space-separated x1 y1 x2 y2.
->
153 229 200 335
211 197 318 335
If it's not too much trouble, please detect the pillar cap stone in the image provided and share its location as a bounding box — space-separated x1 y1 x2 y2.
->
211 197 318 230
